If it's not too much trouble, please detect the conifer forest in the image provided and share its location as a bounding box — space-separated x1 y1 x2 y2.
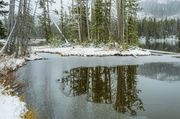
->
0 0 180 119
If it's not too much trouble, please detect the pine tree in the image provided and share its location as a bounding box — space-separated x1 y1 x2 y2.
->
39 0 54 43
0 20 6 38
0 0 8 38
92 0 111 43
177 19 180 40
127 17 138 45
126 0 139 45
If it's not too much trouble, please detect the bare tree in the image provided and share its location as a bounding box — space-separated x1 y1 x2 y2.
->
116 0 125 43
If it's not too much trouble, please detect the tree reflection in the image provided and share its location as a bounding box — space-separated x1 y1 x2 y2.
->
60 65 144 115
61 67 89 96
114 66 144 116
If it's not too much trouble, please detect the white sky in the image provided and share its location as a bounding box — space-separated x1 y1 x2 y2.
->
141 0 180 4
3 0 71 14
2 0 72 21
2 0 180 20
3 0 180 13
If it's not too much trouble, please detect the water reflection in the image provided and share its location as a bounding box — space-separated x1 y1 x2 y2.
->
61 65 144 116
140 39 180 52
138 63 180 81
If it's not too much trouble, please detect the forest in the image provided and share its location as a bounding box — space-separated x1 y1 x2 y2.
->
1 0 180 119
138 18 180 40
0 0 140 57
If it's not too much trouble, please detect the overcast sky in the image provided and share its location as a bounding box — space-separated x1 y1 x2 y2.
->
3 0 71 14
1 0 72 21
3 0 180 12
2 0 180 20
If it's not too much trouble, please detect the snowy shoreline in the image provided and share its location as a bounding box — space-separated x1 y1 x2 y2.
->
0 54 42 119
32 46 152 57
0 54 43 74
0 85 28 119
0 45 151 119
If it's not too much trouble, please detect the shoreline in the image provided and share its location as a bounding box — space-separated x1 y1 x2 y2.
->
32 46 152 57
0 54 42 119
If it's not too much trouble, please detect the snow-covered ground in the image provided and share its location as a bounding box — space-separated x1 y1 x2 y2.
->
0 56 25 71
0 54 42 119
0 85 28 119
32 46 151 57
0 54 42 72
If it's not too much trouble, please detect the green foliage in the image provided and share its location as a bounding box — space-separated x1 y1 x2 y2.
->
0 20 6 38
177 19 180 40
92 0 111 43
127 17 139 45
50 34 59 47
138 18 178 39
38 0 53 43
37 0 139 48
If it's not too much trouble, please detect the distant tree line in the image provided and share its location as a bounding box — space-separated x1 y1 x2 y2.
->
140 1 180 18
137 18 180 40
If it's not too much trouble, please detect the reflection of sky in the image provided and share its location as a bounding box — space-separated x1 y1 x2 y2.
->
138 63 180 81
17 54 180 119
140 36 179 45
137 75 180 119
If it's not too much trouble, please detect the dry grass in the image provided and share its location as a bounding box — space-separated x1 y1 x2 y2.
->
25 108 36 119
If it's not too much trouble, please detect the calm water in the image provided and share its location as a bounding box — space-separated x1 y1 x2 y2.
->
17 54 180 119
140 38 180 52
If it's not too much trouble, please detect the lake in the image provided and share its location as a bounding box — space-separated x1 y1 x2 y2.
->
140 37 180 52
16 53 180 119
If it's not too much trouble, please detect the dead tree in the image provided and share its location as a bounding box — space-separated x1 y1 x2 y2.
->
1 0 33 57
0 0 16 55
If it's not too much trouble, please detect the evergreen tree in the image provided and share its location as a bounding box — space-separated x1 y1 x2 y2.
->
0 0 8 38
0 20 6 38
92 0 111 43
177 19 180 40
127 17 138 45
126 0 139 45
39 0 55 43
92 0 104 43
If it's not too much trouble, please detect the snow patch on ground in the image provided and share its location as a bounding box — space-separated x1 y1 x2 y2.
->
0 54 43 72
25 54 43 61
0 57 25 71
32 46 151 56
0 85 28 119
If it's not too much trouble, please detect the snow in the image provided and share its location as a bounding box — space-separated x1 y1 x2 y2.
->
121 48 151 56
0 85 28 119
0 57 25 71
25 54 43 61
0 54 43 72
32 46 151 57
0 56 28 119
0 53 43 119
